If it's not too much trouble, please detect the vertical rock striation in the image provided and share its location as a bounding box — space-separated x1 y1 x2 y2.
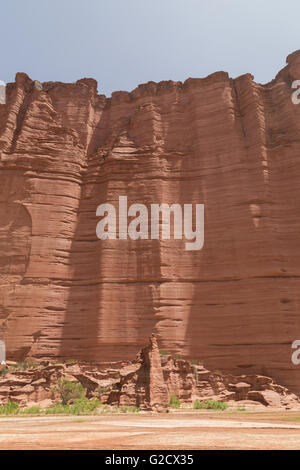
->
1 52 300 393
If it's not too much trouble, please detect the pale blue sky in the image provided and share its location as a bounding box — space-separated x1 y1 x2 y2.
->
1 0 299 96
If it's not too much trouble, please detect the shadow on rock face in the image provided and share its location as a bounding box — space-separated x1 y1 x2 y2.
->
0 202 32 283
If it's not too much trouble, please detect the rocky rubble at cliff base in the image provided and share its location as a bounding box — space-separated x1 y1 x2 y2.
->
0 336 299 411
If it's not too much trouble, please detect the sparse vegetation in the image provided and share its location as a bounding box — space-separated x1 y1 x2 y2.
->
45 397 101 415
53 378 85 405
0 401 20 415
70 398 101 415
0 398 140 416
0 361 39 377
44 403 69 415
159 350 170 356
237 406 246 412
193 399 228 411
22 405 42 415
169 395 181 409
0 401 42 416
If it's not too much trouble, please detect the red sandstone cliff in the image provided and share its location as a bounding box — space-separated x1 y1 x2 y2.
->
1 52 300 394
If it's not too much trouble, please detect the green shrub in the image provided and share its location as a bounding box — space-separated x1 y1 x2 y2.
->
193 399 228 411
53 378 85 405
130 405 140 413
169 395 181 409
86 398 101 411
69 400 86 415
0 401 20 415
159 350 170 356
45 398 101 415
69 398 101 415
45 403 70 415
22 405 42 415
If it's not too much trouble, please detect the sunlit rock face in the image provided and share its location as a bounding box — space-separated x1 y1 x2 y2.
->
1 52 300 393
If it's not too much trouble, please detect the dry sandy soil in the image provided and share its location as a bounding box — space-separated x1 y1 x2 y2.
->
1 410 300 450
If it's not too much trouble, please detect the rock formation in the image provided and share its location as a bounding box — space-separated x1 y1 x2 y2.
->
0 336 299 410
108 334 169 412
1 52 300 394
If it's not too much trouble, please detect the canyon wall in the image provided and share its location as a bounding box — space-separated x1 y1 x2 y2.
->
1 51 300 393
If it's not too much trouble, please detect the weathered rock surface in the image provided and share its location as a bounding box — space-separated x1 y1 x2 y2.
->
1 53 300 393
108 334 169 412
0 336 299 410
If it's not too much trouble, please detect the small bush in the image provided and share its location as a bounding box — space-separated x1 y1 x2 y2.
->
22 405 41 415
193 400 201 409
45 403 70 415
130 405 140 413
53 378 84 405
0 401 20 415
159 350 170 356
193 399 228 411
85 398 102 411
69 400 85 415
169 395 181 409
69 397 101 415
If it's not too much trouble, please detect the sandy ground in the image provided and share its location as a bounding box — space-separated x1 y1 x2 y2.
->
1 411 300 450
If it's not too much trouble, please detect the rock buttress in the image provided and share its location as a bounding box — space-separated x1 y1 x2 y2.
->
1 53 300 394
